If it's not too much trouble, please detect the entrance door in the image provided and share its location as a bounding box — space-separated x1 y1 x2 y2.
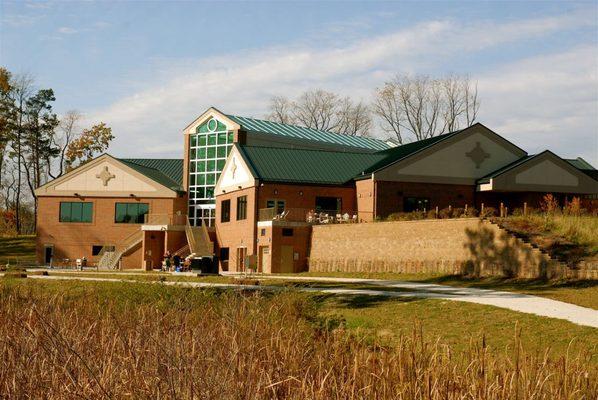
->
259 246 271 273
44 245 54 265
280 246 293 273
236 247 247 272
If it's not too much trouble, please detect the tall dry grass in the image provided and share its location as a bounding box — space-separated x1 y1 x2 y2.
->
0 282 596 399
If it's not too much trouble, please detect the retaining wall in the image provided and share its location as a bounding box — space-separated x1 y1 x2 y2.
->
308 218 597 279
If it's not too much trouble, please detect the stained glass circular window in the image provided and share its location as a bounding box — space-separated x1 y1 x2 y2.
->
207 118 218 132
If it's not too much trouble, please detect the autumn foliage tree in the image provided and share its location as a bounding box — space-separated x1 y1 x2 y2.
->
65 122 114 171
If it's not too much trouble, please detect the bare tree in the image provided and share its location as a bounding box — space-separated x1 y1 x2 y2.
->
50 110 82 178
374 73 480 143
266 96 295 125
266 89 372 136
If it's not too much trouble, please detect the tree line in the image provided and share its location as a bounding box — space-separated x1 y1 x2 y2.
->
266 73 480 144
0 67 114 234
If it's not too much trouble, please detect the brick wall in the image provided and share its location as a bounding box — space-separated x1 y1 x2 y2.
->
375 181 476 218
308 218 597 279
36 195 185 268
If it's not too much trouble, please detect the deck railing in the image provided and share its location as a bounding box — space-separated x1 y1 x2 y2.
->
258 207 368 224
144 213 187 226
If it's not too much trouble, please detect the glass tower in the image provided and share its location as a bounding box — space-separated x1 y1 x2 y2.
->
187 117 234 226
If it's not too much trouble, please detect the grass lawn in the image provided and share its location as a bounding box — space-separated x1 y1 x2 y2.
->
0 235 36 266
316 294 598 361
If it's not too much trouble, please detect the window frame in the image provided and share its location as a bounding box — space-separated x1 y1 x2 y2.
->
59 202 93 223
221 199 231 223
237 195 248 221
114 202 150 224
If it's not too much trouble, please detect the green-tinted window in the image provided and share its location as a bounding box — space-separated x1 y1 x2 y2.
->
190 174 196 185
207 147 216 158
190 149 196 159
217 160 225 170
227 132 234 142
207 134 216 146
217 132 227 145
197 161 206 172
207 160 215 172
197 187 205 198
190 135 197 147
217 146 226 158
198 148 206 159
115 203 149 224
227 145 232 155
198 135 207 146
59 202 93 223
206 174 215 185
197 174 206 185
205 187 214 198
190 162 196 173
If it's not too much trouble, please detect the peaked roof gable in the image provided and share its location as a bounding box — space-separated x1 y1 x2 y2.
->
360 123 528 178
35 154 183 197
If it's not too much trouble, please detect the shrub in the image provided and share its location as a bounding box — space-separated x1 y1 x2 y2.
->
564 197 582 216
479 206 497 219
541 193 560 214
452 207 465 218
463 207 478 217
438 207 453 219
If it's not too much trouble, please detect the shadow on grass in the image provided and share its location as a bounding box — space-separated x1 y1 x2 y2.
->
309 293 418 310
417 273 598 293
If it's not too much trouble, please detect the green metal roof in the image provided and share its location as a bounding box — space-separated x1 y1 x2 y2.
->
238 145 385 185
119 158 184 192
226 114 391 151
566 157 596 170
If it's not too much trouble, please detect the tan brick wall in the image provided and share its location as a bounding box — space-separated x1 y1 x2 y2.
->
308 218 595 279
356 179 375 222
257 223 311 273
36 195 186 268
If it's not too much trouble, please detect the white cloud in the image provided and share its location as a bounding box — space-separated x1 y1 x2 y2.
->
478 45 597 164
57 26 77 34
85 9 598 165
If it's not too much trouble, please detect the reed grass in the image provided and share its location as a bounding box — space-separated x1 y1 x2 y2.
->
0 281 595 399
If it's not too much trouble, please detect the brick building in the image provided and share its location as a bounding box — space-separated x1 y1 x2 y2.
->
35 107 597 271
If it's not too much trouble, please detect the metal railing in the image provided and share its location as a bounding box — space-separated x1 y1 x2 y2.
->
258 207 364 224
144 213 187 225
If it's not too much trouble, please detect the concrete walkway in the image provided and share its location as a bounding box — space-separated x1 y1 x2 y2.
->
5 272 594 328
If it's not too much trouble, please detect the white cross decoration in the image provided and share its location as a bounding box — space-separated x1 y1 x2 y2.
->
96 166 115 186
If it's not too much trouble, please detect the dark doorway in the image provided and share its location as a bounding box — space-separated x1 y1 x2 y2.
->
44 246 53 265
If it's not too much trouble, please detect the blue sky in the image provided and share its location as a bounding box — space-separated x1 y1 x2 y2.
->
1 1 597 164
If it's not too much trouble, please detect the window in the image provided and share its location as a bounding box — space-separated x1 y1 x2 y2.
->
315 197 341 213
282 228 294 237
59 202 93 223
266 199 285 214
260 228 266 236
92 245 113 256
220 247 229 261
404 197 430 212
115 203 149 223
237 195 247 220
221 199 230 222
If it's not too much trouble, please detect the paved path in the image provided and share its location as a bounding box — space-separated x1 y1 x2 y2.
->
12 272 597 328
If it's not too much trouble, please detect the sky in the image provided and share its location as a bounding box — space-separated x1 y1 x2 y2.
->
1 0 597 164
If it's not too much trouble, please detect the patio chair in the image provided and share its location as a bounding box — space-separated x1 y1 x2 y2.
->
343 213 350 223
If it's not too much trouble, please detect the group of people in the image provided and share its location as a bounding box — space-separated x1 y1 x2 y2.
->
162 251 195 272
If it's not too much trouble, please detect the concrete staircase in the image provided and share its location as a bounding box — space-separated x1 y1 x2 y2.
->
185 223 214 257
98 230 143 270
